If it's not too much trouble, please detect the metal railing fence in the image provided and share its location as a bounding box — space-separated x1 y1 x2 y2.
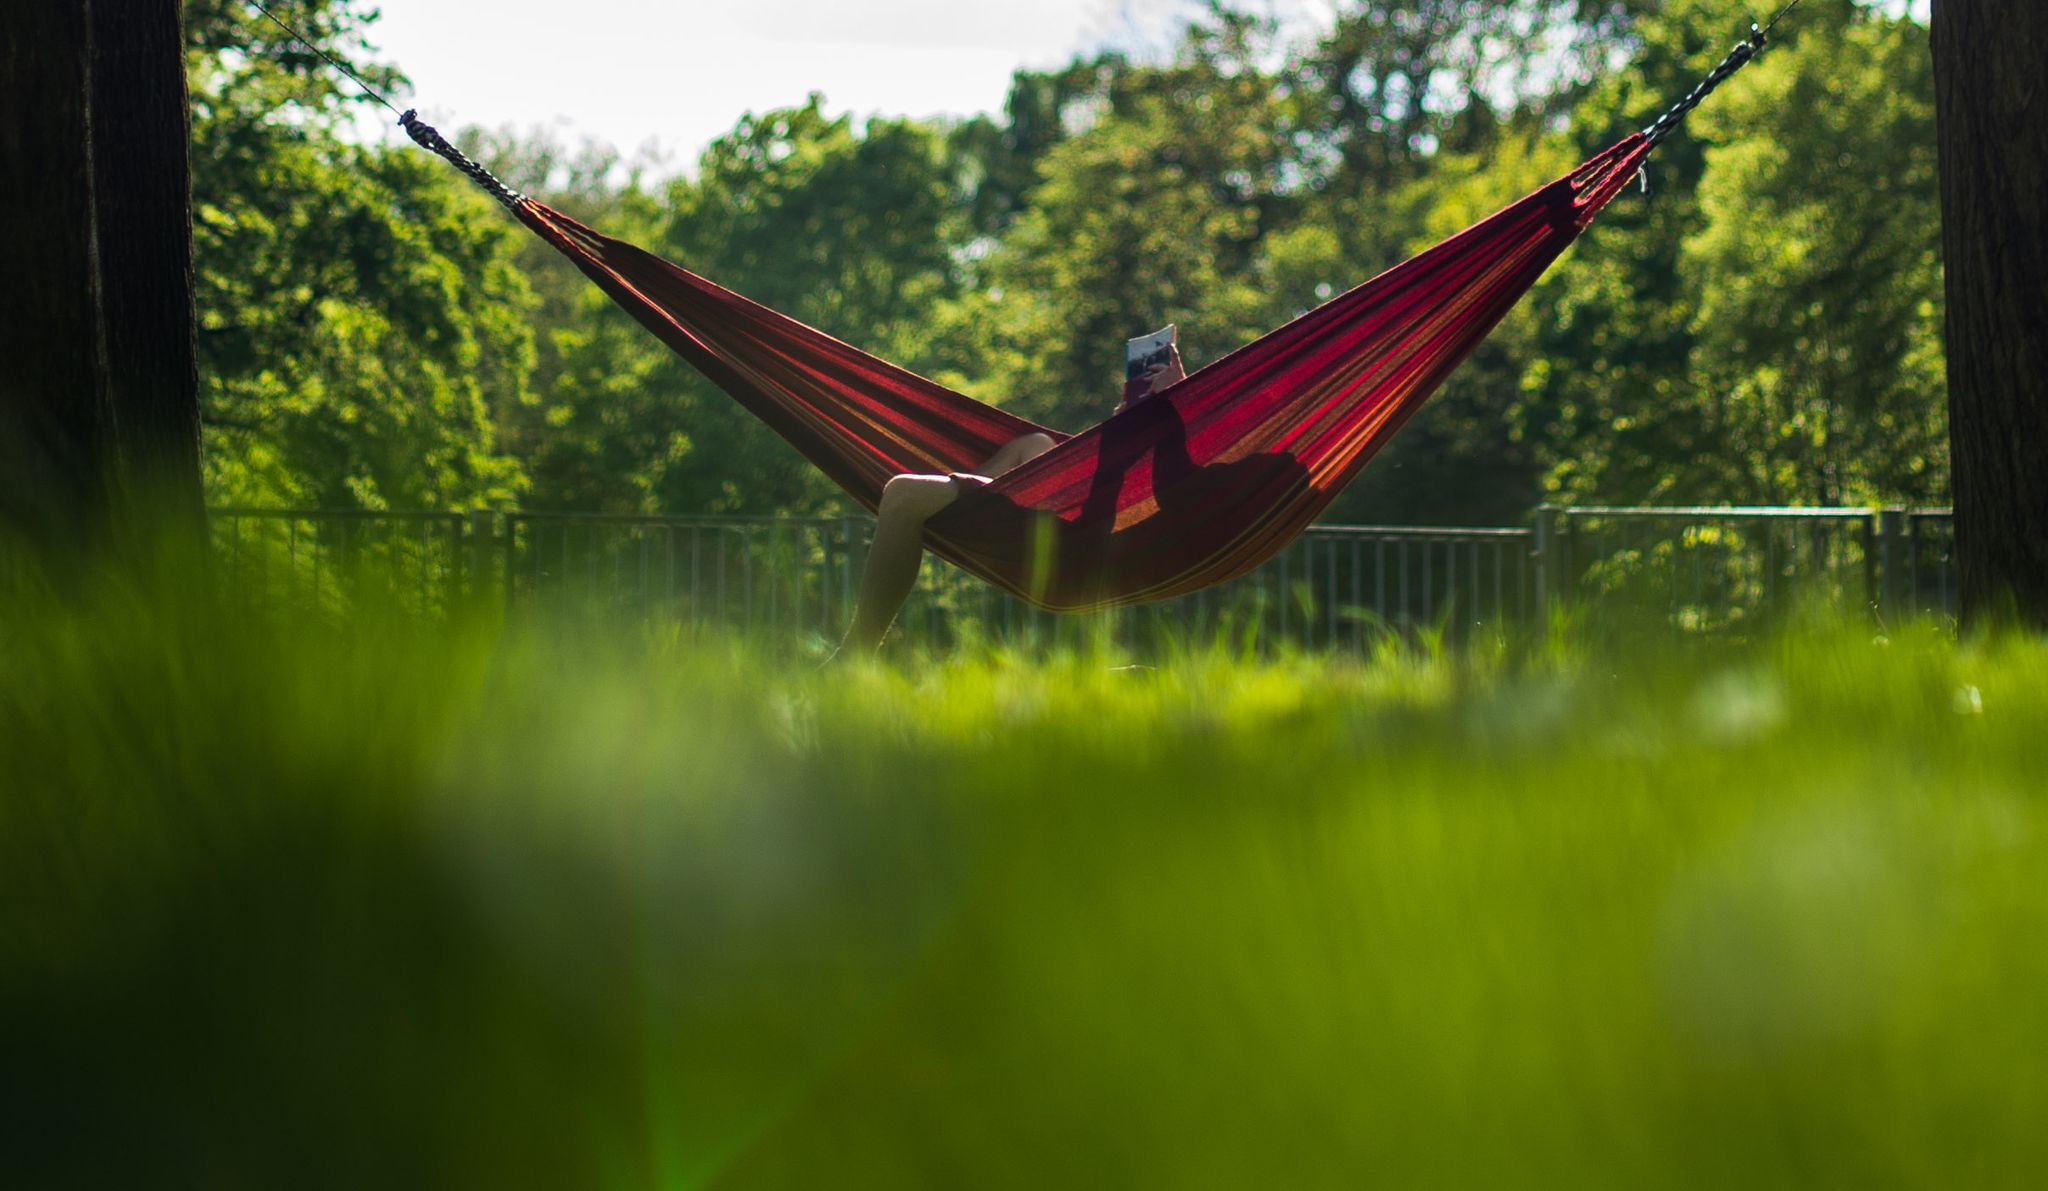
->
1537 506 1955 632
203 504 1958 645
491 514 1540 650
209 507 472 620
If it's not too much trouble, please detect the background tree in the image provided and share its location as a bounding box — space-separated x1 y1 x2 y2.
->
941 54 1133 244
1683 5 1944 506
1930 0 2048 625
1 0 203 556
930 11 1300 429
186 0 531 511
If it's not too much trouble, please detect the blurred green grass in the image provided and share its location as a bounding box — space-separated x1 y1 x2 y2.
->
3 577 2045 1188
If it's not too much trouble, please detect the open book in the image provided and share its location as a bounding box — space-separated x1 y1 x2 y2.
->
1122 324 1177 405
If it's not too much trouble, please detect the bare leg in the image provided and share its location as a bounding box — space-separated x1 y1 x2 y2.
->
976 431 1057 477
838 434 1056 655
842 474 962 652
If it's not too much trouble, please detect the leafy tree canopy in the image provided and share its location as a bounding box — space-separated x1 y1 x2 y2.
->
189 0 531 510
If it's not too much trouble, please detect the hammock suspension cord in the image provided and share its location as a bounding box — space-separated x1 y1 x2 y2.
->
1642 0 1805 149
398 113 526 210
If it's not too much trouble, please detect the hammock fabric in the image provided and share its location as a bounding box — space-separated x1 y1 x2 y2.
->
404 30 1765 611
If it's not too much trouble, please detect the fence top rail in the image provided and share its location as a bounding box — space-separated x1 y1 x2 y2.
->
506 511 862 528
1561 505 1885 521
205 505 1956 531
210 507 467 523
1302 524 1532 541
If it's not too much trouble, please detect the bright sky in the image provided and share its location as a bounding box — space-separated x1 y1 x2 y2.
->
362 1 1335 171
357 1 1919 173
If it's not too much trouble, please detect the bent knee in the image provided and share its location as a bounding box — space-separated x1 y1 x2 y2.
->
1005 432 1058 464
880 473 958 519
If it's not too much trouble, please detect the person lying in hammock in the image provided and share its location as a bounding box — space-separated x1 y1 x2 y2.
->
838 343 1188 653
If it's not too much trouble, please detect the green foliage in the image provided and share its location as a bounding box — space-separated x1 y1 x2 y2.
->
933 13 1303 426
1683 7 1946 504
4 578 2044 1184
188 0 532 509
1518 0 1944 509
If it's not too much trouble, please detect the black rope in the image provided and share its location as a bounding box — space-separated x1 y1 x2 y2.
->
1640 0 1805 151
1640 28 1763 149
245 0 404 117
399 112 526 210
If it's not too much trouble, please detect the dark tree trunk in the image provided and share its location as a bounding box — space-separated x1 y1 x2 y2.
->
0 2 110 549
0 0 202 561
91 0 206 526
1930 0 2048 627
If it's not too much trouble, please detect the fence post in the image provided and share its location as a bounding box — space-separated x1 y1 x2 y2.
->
1876 506 1905 622
1533 503 1560 617
835 516 851 632
446 513 466 612
465 509 494 609
501 514 519 619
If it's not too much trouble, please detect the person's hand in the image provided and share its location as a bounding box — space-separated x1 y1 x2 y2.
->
1147 344 1188 392
1115 344 1187 413
1120 344 1187 412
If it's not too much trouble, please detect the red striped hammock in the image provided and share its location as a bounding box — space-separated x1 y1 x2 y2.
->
407 116 1664 611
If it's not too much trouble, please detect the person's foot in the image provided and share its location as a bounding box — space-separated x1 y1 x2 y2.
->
819 628 886 667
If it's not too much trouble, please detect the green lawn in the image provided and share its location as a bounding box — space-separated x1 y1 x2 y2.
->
3 583 2044 1188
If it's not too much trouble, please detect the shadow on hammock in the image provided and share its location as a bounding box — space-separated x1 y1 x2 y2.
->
927 396 1314 612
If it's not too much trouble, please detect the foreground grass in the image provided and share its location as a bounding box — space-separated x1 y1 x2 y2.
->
3 587 2045 1188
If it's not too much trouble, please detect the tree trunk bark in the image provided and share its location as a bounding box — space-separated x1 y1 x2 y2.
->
0 0 202 563
0 2 112 551
1931 0 2048 627
91 0 205 528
